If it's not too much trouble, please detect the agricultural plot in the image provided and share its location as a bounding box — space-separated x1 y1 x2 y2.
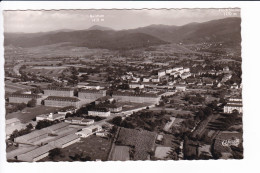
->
5 81 34 93
42 135 113 161
116 127 157 160
154 146 171 159
111 146 130 161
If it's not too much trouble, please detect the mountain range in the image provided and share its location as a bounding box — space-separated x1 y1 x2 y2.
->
4 17 241 50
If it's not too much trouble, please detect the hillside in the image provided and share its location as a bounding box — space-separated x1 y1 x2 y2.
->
4 30 167 50
4 17 241 50
128 17 241 45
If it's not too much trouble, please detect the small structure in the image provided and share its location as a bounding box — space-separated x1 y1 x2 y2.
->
88 108 111 117
36 113 66 122
76 125 102 138
65 117 94 125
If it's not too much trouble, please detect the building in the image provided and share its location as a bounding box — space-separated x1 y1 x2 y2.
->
112 91 161 104
14 122 70 145
224 98 243 114
17 144 55 162
78 89 106 104
88 108 111 117
105 103 123 113
158 70 166 78
129 83 144 89
43 88 74 97
58 106 77 115
44 96 81 108
76 125 102 138
143 77 150 82
65 117 94 125
8 94 42 105
181 72 191 79
49 134 80 148
36 113 66 122
151 77 160 83
183 68 190 73
175 84 186 92
95 95 114 105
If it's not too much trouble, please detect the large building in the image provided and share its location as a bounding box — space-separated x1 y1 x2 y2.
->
112 91 160 104
8 94 42 105
43 88 74 97
49 134 80 148
17 144 55 162
88 108 111 117
14 122 70 145
224 97 243 114
78 89 106 104
44 96 81 108
65 117 94 125
76 125 102 138
36 113 66 122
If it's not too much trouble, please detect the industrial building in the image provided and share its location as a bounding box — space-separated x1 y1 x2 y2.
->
112 91 161 104
43 88 74 97
8 94 42 105
78 89 106 103
44 96 81 108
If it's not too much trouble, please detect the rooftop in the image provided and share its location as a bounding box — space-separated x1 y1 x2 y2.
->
44 87 74 91
45 96 80 102
9 94 41 99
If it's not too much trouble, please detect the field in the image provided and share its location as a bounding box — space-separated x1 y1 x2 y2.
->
24 66 67 78
5 81 34 93
6 106 61 123
111 146 130 161
41 135 113 161
154 146 171 159
116 127 157 160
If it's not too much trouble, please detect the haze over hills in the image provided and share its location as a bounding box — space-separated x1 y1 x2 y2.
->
4 17 241 50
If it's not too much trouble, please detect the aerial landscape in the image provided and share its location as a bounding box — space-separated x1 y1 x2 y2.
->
4 9 243 162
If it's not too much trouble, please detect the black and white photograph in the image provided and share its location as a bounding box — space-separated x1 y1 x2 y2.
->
3 8 243 162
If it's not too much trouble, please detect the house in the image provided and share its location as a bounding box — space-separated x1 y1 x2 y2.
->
8 94 42 105
175 84 186 92
36 113 66 122
158 70 166 78
223 66 230 72
105 103 123 113
129 83 144 89
143 77 150 82
151 77 160 83
58 106 77 115
181 72 191 79
88 108 111 117
96 131 110 137
76 125 102 138
44 96 81 108
43 88 74 97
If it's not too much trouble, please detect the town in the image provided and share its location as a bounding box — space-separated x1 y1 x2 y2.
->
4 11 243 161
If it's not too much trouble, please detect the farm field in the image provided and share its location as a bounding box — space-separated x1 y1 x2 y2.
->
111 146 130 161
41 135 113 161
154 146 171 159
5 81 34 93
6 106 61 123
116 127 157 160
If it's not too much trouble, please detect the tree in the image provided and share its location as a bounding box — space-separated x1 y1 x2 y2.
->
27 99 37 107
49 148 62 160
111 116 122 126
26 123 33 130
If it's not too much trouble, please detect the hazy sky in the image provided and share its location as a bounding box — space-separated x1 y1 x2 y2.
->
4 9 240 33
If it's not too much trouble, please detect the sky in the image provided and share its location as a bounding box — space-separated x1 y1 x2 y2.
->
4 9 240 33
